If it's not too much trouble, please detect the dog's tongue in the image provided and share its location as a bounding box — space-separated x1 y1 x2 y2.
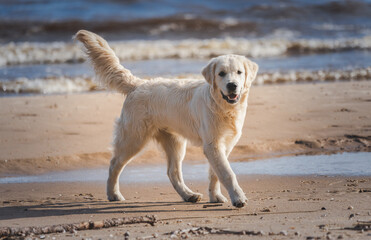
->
228 94 238 100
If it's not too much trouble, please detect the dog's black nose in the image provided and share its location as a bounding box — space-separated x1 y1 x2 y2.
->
226 82 237 92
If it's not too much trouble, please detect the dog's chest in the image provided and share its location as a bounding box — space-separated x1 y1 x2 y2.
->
221 107 246 129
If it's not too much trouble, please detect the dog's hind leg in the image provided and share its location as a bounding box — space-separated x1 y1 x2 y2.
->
107 120 150 201
156 131 203 203
208 167 228 203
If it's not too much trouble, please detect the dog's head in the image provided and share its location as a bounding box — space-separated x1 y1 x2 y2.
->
202 54 258 105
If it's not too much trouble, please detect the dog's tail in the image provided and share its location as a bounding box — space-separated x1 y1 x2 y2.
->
74 30 143 94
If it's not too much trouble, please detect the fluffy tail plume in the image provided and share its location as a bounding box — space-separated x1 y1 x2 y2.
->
74 30 142 94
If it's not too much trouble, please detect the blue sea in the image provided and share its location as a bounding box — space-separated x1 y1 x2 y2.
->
0 0 370 94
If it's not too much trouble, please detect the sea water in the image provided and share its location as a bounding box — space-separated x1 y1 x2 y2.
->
0 0 371 95
0 152 369 184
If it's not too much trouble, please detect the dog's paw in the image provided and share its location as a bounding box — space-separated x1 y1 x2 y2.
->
209 193 228 203
232 198 248 208
107 192 125 201
185 193 203 203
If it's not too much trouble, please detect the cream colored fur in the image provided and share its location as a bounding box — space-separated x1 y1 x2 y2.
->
75 30 258 208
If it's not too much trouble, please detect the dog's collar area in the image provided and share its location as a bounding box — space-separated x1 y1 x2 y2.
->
221 91 240 104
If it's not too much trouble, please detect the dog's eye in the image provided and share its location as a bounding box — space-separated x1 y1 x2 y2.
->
237 70 242 75
218 71 226 77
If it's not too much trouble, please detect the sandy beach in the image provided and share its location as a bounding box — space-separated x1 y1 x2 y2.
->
1 0 371 238
1 81 370 176
1 176 370 239
0 81 370 239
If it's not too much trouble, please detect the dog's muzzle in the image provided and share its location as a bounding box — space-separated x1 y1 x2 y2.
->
221 91 240 104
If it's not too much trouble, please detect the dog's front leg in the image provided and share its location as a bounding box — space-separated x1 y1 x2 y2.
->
208 167 228 203
203 143 247 208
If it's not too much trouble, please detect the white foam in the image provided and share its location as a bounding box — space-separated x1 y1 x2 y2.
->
0 42 80 66
1 67 370 95
255 67 371 85
313 23 355 31
1 36 371 66
0 76 96 94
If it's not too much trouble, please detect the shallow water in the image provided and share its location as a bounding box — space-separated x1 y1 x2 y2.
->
1 50 370 95
0 152 370 184
2 51 370 80
0 0 370 96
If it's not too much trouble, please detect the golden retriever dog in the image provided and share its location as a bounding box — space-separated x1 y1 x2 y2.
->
75 30 258 208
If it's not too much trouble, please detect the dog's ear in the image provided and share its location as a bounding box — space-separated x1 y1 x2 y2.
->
243 57 259 86
202 58 216 85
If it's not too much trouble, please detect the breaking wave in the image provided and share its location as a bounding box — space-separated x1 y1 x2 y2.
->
2 68 370 95
255 67 371 85
1 36 371 66
0 77 96 94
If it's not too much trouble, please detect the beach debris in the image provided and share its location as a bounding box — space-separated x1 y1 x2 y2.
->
279 230 288 236
338 108 352 112
359 189 371 193
164 226 291 238
326 233 334 240
344 134 371 141
124 231 130 240
294 140 320 148
260 207 271 212
140 233 159 239
0 215 157 238
202 203 223 208
331 220 371 232
306 236 321 240
319 224 327 230
346 221 371 231
75 193 94 200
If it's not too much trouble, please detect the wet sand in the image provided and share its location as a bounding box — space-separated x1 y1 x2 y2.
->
0 81 370 239
1 176 370 239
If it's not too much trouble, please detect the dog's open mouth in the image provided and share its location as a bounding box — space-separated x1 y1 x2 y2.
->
221 91 240 104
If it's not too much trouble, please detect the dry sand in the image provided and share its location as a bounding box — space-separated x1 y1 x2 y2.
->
0 81 371 239
0 81 370 176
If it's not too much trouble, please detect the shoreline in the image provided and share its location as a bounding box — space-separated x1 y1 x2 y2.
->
0 81 370 176
0 138 369 177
